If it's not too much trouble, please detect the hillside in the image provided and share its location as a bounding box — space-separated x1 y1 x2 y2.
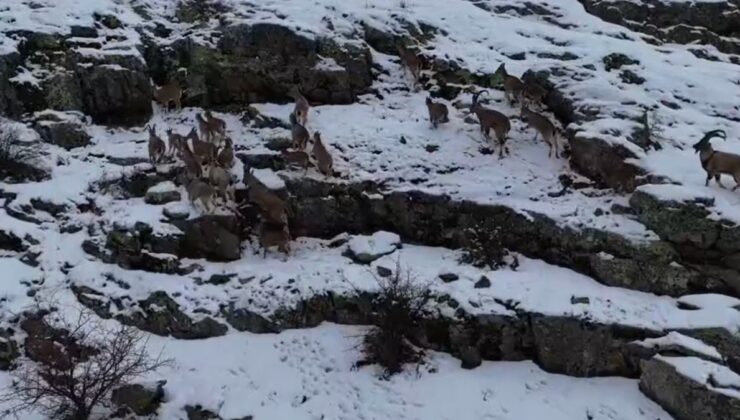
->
1 0 740 419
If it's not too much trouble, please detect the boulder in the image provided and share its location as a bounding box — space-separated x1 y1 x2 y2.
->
111 381 166 416
0 329 18 370
345 231 401 264
145 181 182 205
124 292 228 339
640 356 740 420
145 22 372 108
34 119 91 150
171 215 242 261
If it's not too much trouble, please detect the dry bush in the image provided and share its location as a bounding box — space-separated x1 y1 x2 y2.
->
0 310 171 420
0 124 35 164
460 220 519 271
357 262 431 378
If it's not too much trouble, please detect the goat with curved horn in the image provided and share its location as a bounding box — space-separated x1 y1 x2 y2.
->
693 129 740 190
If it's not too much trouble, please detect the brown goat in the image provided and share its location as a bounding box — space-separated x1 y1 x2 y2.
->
178 142 203 180
281 149 310 173
290 112 310 150
185 178 215 213
693 130 740 189
166 128 187 157
153 82 183 111
521 105 559 158
523 81 548 108
312 131 333 177
259 222 291 257
147 125 166 164
396 42 422 88
494 63 524 104
425 96 449 128
245 169 289 225
204 110 227 141
216 137 235 168
470 90 511 158
290 86 310 126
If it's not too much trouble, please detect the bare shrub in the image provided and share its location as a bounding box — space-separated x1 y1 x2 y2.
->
0 309 171 420
356 262 431 378
0 124 35 165
460 220 519 270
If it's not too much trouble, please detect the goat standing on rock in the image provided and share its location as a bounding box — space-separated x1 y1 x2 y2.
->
693 130 740 190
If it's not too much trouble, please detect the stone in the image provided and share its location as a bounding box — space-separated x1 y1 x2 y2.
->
185 405 221 420
145 181 182 205
127 292 228 339
438 272 459 283
34 119 90 150
602 53 639 71
570 296 590 305
376 265 393 278
163 202 190 220
111 381 166 416
171 215 242 262
459 346 482 369
640 356 740 420
345 231 401 264
0 330 19 370
474 276 491 289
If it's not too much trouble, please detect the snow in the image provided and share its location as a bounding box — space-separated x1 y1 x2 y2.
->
147 181 178 194
633 331 723 362
678 294 740 310
149 324 671 420
657 356 740 400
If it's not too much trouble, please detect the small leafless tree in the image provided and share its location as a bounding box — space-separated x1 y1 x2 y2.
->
0 309 171 420
356 261 431 378
460 220 518 271
0 124 35 165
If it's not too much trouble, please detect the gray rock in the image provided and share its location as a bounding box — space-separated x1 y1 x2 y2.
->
185 405 222 420
111 381 166 416
163 202 190 221
344 231 401 264
145 181 182 205
640 357 740 420
34 120 90 150
171 215 242 262
376 265 393 278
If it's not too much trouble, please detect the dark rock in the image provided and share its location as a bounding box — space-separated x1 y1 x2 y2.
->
459 346 483 369
376 265 393 278
0 228 27 252
438 272 459 283
111 381 166 416
69 25 98 38
171 215 242 262
602 53 639 71
75 55 152 125
126 292 228 339
185 405 222 420
0 329 19 370
569 133 644 192
34 119 91 150
619 69 645 85
474 275 491 289
223 306 278 334
208 273 236 285
570 296 590 305
640 357 740 420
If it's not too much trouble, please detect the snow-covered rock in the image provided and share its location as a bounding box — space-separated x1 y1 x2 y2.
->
345 231 401 264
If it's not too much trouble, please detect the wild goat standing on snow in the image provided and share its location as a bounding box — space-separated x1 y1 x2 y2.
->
494 63 524 104
425 96 449 129
291 86 310 126
147 125 166 164
520 105 559 158
693 130 740 190
469 89 511 158
153 82 183 112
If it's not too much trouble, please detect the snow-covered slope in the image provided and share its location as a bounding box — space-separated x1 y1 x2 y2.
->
2 0 740 419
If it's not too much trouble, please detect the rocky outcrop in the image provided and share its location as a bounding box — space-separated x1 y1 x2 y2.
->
640 356 740 420
145 22 373 108
170 215 242 262
579 0 740 59
33 113 91 150
111 381 166 417
0 30 152 125
74 287 227 340
0 328 18 370
222 291 740 378
241 172 714 297
630 187 740 297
